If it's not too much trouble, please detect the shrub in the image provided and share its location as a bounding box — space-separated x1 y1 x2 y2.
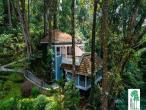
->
45 93 65 110
33 95 49 110
0 83 3 91
0 98 17 110
45 101 60 110
64 81 80 110
3 81 12 91
17 98 34 110
31 87 40 97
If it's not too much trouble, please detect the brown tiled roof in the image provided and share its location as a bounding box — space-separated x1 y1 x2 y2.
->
40 30 82 44
78 54 102 76
61 54 102 76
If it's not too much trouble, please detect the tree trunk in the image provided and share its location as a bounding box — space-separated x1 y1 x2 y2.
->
7 0 12 26
44 0 47 37
71 0 76 79
53 12 57 29
100 0 110 110
90 0 98 107
27 0 30 31
17 0 31 58
53 0 58 29
10 0 19 27
3 0 8 25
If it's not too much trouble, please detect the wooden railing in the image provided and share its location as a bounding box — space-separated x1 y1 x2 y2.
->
24 70 59 91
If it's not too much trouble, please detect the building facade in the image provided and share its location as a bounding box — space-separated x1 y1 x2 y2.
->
41 30 102 91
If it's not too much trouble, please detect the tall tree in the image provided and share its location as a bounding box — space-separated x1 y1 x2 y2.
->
100 0 109 109
17 0 31 58
71 0 76 79
7 0 12 26
2 0 12 26
90 0 98 107
42 0 55 82
27 0 30 31
53 0 58 29
43 0 47 37
100 0 146 109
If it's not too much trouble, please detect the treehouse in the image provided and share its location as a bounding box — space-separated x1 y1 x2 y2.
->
40 30 102 91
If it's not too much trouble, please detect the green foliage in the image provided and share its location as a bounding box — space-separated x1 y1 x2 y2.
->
3 80 12 91
28 51 46 77
45 49 54 81
31 87 40 97
0 80 18 98
123 59 143 88
0 73 23 99
115 55 144 109
116 91 128 110
33 95 49 110
0 79 21 99
45 103 58 110
17 98 34 110
45 98 61 110
64 81 80 110
84 39 91 52
9 73 24 83
0 0 146 109
0 98 17 110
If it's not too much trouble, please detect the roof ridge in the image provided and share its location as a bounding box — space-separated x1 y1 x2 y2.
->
40 30 83 44
78 52 90 66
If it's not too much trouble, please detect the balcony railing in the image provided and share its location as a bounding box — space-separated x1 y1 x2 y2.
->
62 55 81 65
61 52 91 65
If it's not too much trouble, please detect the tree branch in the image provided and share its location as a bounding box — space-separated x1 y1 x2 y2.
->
137 27 146 42
133 41 146 50
127 1 140 34
134 10 146 34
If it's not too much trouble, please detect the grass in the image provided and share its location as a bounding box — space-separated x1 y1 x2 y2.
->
0 72 24 99
4 81 21 99
0 72 24 82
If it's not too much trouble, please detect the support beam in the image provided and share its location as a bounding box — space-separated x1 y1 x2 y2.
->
85 76 87 87
78 75 79 86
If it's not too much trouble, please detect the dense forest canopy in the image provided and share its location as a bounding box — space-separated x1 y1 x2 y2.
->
0 0 146 110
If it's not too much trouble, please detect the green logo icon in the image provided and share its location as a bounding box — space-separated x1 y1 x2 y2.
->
128 89 140 110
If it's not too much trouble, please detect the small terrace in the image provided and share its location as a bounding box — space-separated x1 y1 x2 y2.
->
62 55 82 65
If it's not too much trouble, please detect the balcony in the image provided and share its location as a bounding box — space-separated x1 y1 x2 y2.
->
62 55 82 65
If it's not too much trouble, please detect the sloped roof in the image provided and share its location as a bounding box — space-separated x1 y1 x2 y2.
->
61 53 102 76
78 54 102 76
40 30 82 44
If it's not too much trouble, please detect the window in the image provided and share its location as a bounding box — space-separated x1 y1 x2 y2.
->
57 47 60 56
87 77 91 86
66 72 72 81
67 46 72 55
79 75 85 87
